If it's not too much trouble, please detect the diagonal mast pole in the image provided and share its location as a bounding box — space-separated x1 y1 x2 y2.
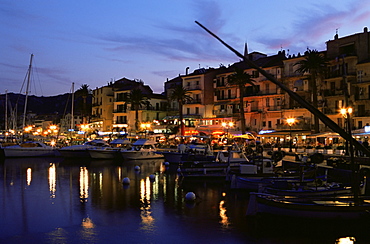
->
195 20 370 157
22 54 33 130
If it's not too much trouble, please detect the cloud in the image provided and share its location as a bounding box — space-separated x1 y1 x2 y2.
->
255 1 370 54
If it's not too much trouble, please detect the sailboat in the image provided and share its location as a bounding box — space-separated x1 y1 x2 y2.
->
2 54 57 157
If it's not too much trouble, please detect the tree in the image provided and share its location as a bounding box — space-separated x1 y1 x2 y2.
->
295 49 328 133
228 68 258 134
127 88 148 132
169 85 193 136
75 84 92 124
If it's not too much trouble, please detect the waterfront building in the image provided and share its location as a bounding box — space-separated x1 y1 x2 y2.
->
91 83 114 132
112 78 167 136
325 27 370 130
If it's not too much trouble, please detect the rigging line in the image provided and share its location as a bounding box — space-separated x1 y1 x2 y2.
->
13 59 32 121
32 58 44 96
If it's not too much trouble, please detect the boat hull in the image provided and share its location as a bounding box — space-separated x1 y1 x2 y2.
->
249 193 370 220
121 151 164 160
58 149 91 158
3 147 56 157
88 148 121 159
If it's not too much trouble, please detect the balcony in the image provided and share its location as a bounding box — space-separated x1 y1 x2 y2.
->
321 89 344 97
114 120 128 124
187 85 201 91
186 99 202 104
322 107 339 115
276 123 311 130
113 109 128 113
354 111 370 117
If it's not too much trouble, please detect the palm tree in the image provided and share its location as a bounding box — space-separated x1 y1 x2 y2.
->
169 85 193 136
75 84 92 124
127 88 148 132
295 49 328 133
228 67 258 134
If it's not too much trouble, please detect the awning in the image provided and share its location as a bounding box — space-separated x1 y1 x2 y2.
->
306 132 341 139
353 132 370 136
234 134 256 140
260 130 311 137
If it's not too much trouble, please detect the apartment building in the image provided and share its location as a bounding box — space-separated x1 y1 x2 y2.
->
91 83 114 132
325 27 370 129
112 78 167 135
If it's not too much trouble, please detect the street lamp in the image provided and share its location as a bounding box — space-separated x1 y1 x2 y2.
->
340 107 353 156
141 123 151 138
222 121 234 143
286 118 296 152
340 106 359 203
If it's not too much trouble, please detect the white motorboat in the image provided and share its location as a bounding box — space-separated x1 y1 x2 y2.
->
87 138 133 160
88 147 121 159
58 139 109 158
121 139 164 160
2 141 57 157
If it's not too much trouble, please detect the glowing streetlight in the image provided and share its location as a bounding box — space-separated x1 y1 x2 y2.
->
286 118 296 152
222 121 234 143
340 107 353 118
340 107 353 156
141 123 151 138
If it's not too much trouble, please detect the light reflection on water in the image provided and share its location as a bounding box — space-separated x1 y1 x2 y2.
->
48 163 56 198
79 166 89 202
0 157 369 243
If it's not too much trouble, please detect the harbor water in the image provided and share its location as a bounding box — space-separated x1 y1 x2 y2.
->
0 157 369 244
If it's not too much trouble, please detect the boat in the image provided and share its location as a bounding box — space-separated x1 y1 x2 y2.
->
178 160 240 180
246 163 369 219
2 141 57 157
263 180 352 196
160 143 215 163
88 147 121 159
87 138 130 160
120 139 164 160
215 149 249 164
58 139 109 158
178 148 263 181
247 193 370 220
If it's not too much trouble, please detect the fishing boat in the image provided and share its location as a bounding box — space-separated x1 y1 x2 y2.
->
263 181 352 196
178 148 270 181
120 139 164 160
246 165 369 219
2 141 57 157
247 193 370 220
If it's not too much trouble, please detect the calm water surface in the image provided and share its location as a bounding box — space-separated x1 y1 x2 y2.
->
0 157 369 244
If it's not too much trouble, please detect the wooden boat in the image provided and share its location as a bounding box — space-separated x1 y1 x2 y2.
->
179 150 275 181
178 160 239 180
263 181 352 196
2 141 57 157
121 139 164 160
247 193 370 220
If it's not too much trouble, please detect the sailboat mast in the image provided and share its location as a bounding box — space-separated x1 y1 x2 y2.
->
71 82 75 130
5 89 8 131
22 54 33 129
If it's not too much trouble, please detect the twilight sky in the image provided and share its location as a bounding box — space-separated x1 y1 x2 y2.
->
1 0 370 96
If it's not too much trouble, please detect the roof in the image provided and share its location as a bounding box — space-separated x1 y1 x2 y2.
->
132 139 157 146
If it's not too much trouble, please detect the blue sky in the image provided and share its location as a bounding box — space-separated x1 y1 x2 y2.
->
1 0 370 96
